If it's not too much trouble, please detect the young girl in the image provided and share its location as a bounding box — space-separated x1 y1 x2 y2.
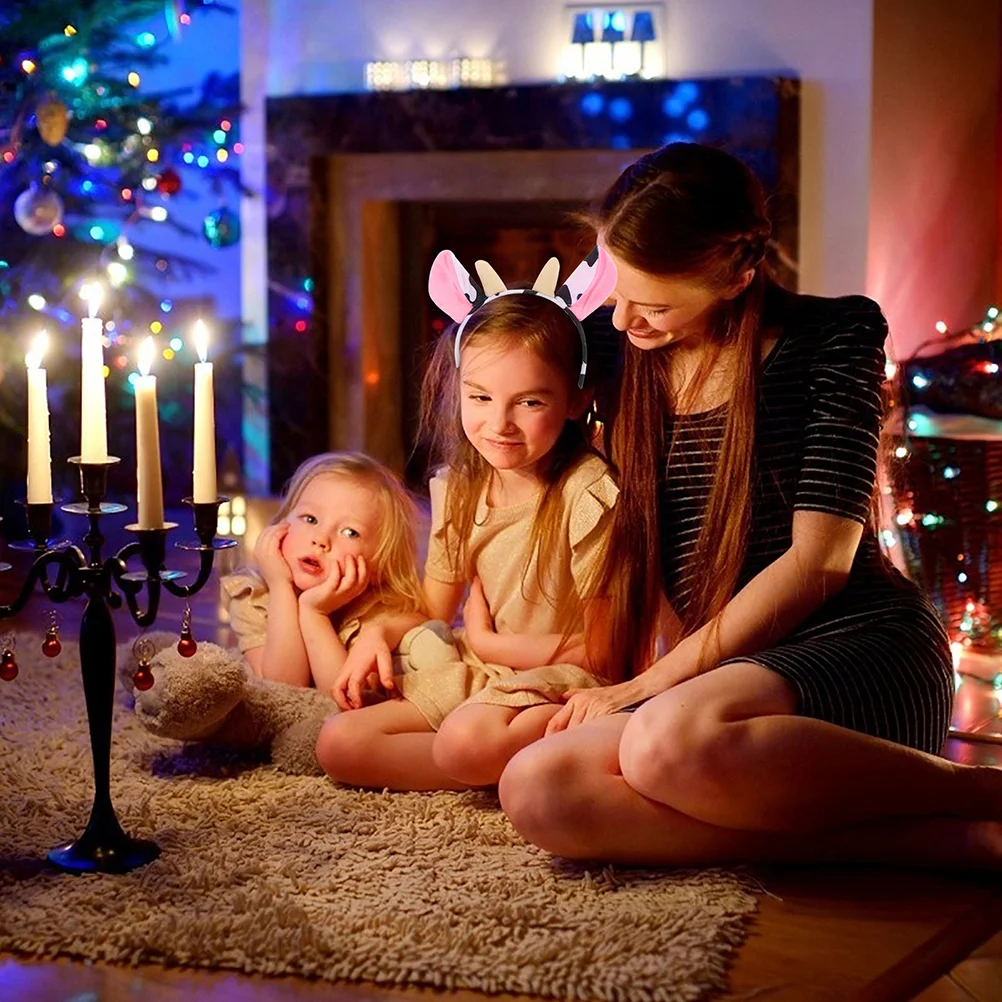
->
315 248 620 790
224 451 426 692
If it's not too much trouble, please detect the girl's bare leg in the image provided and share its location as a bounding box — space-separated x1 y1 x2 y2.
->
433 703 561 786
498 715 1002 870
616 662 1002 833
316 700 471 791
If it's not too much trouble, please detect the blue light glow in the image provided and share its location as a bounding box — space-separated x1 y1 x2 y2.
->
580 92 604 117
609 97 633 122
160 299 173 313
686 108 709 131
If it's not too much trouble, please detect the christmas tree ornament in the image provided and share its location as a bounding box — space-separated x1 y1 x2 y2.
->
203 206 240 248
177 602 197 657
1 634 18 682
133 637 155 691
35 93 70 146
14 184 64 235
156 167 182 196
42 610 62 658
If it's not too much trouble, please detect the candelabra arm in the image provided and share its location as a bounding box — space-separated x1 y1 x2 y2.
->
108 544 163 628
0 547 86 617
163 547 215 598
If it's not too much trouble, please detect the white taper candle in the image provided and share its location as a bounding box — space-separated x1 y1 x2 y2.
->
135 337 165 529
80 283 108 462
25 332 52 504
192 319 217 503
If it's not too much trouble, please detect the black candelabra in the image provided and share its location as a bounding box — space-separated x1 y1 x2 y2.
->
0 457 235 874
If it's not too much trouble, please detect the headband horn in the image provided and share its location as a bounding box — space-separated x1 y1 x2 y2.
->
429 247 618 390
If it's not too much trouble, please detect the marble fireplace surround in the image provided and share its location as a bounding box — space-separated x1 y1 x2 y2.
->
265 79 799 490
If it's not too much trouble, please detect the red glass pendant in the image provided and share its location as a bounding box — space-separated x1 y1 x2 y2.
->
177 633 197 657
0 651 18 681
42 631 61 658
134 666 155 691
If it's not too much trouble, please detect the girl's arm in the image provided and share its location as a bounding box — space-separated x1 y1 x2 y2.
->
299 607 351 693
251 580 312 685
462 578 595 671
332 611 428 710
625 509 863 700
422 576 465 623
298 553 369 692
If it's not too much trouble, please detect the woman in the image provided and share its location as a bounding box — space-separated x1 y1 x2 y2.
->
498 143 1002 870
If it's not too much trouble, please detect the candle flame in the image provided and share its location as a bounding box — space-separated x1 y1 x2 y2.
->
138 336 155 377
25 331 48 369
193 319 209 363
80 282 104 318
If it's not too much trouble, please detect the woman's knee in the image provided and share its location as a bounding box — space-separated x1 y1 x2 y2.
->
619 697 729 801
499 741 595 856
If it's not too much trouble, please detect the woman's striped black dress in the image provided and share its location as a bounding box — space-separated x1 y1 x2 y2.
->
651 289 953 755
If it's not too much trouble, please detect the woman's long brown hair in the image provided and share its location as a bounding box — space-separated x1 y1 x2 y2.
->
595 143 773 676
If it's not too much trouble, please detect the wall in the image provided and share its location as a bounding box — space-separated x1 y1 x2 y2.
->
868 0 1001 360
250 0 875 300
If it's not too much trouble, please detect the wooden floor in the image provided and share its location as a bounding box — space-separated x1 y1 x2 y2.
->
2 510 1002 1001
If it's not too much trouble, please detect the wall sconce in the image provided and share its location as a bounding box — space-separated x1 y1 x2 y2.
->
364 58 507 91
561 5 663 81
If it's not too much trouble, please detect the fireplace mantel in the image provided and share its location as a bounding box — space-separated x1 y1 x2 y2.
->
265 78 799 490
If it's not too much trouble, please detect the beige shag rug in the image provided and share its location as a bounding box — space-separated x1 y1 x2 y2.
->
0 632 758 1002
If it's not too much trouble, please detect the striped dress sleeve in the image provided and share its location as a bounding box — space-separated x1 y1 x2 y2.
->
793 297 888 524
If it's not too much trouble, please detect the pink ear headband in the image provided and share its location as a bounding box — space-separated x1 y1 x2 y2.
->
428 246 618 389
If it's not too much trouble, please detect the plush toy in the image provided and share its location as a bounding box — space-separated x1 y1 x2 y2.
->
118 622 460 775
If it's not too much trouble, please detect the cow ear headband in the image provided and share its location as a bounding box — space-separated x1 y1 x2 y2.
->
428 246 618 389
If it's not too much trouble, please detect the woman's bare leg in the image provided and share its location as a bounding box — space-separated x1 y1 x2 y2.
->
433 703 561 786
316 700 471 791
616 663 1002 833
499 715 1002 870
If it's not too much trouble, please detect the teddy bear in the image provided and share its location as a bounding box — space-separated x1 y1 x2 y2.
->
118 622 461 775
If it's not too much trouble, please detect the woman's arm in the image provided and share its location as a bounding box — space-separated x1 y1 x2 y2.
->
629 509 863 699
546 510 864 732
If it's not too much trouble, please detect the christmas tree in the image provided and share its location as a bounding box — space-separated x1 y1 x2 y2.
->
0 0 245 521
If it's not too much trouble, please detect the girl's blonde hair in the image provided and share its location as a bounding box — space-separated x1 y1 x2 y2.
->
271 451 425 618
418 294 617 678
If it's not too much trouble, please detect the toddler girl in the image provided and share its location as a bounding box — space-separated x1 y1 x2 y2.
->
225 450 426 692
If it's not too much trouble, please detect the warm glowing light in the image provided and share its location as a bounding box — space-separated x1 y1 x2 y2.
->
64 25 77 36
27 294 46 311
216 148 228 162
80 282 103 317
193 319 209 362
138 337 155 377
21 59 36 74
895 509 913 526
128 71 141 87
146 148 159 162
150 320 163 334
150 206 168 222
26 331 48 369
935 320 948 334
884 360 897 380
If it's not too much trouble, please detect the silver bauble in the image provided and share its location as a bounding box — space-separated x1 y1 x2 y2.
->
14 185 64 235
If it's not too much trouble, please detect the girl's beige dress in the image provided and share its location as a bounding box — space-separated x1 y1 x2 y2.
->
398 452 619 729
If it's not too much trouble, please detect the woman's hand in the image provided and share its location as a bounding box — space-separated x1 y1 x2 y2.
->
544 681 643 735
462 577 496 659
254 523 292 589
332 624 394 710
299 554 368 617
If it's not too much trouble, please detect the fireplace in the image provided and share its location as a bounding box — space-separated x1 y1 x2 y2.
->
265 78 799 492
